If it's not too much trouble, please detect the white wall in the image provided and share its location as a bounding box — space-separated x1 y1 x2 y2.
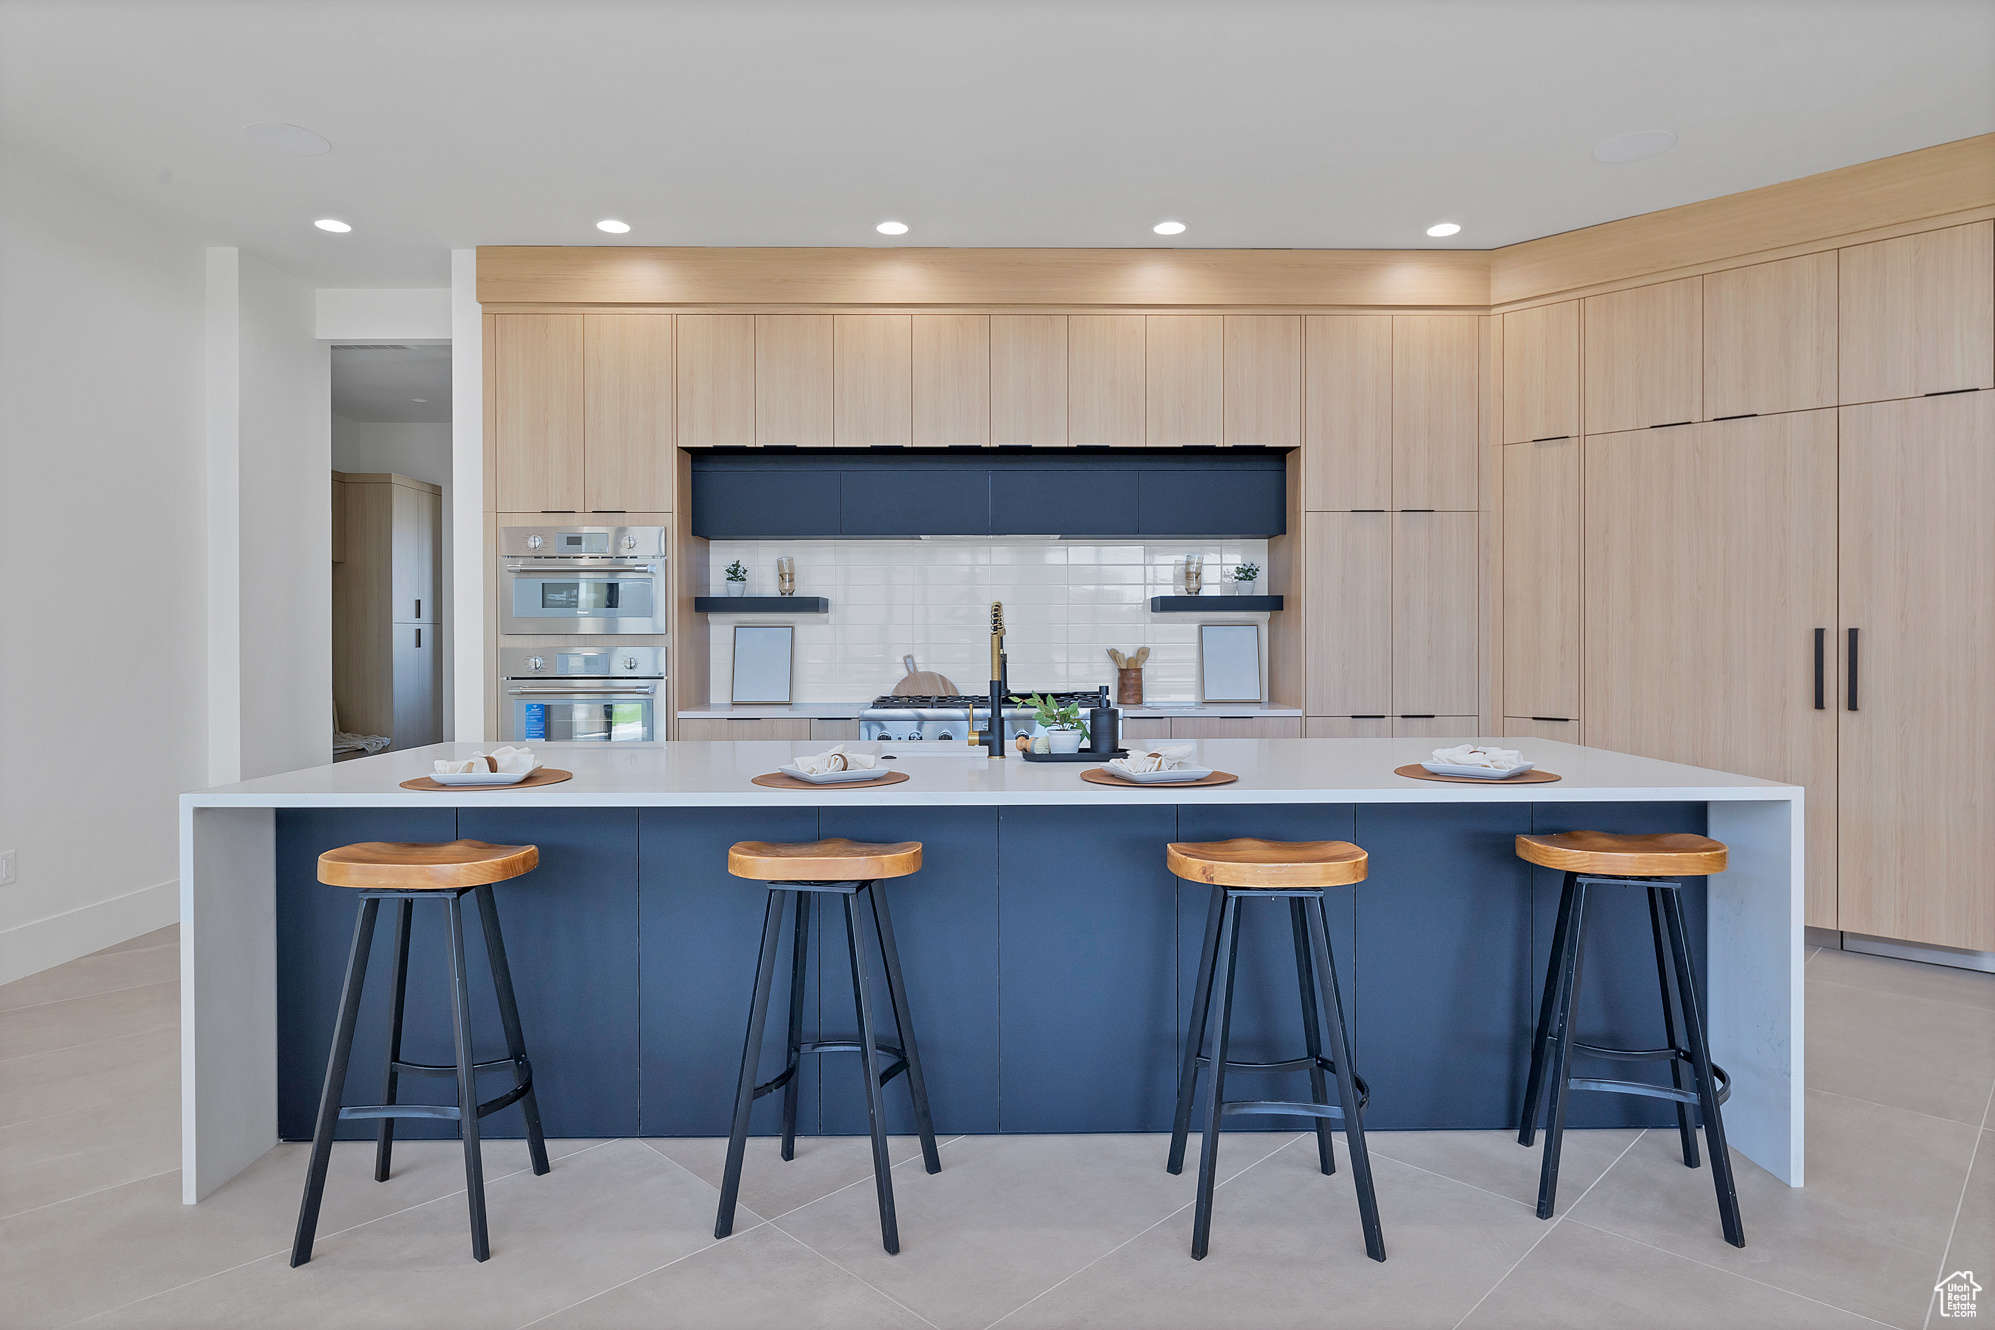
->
0 144 205 979
331 415 455 730
450 250 485 741
704 538 1271 704
315 288 450 342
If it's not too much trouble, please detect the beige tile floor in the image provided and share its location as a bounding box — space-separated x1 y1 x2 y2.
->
2 927 1989 1329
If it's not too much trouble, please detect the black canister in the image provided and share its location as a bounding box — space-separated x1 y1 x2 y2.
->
1089 706 1120 755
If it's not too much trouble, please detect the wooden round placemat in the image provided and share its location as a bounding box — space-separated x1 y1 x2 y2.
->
400 768 573 792
1393 764 1561 785
1081 768 1239 789
752 769 911 791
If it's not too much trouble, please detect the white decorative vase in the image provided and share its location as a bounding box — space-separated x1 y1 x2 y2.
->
1048 728 1084 754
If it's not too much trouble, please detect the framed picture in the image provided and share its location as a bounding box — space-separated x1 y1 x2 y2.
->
1198 623 1263 703
731 624 794 704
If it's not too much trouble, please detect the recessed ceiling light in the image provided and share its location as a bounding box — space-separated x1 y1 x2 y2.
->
1593 130 1677 163
314 218 351 233
242 122 331 156
1153 221 1187 236
876 221 909 236
1426 222 1462 238
596 219 630 234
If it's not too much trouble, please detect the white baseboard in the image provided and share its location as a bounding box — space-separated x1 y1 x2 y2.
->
0 879 179 985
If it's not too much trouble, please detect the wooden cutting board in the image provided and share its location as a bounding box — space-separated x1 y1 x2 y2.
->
893 673 958 695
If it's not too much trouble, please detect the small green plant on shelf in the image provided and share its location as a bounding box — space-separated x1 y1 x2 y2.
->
723 559 749 596
1013 692 1089 741
1231 561 1261 585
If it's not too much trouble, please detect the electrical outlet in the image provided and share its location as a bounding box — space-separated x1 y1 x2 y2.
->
0 850 14 886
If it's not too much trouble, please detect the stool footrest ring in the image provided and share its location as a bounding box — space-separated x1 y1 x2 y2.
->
390 1056 520 1079
751 1042 909 1100
1197 1063 1369 1112
336 1078 533 1124
1220 1099 1352 1122
1566 1058 1729 1107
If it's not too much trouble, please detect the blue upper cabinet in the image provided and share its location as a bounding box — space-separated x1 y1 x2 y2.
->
688 450 1287 540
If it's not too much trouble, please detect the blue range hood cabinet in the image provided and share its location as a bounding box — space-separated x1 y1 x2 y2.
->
689 448 1289 540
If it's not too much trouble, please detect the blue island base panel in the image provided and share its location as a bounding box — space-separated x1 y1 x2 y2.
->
273 802 1706 1142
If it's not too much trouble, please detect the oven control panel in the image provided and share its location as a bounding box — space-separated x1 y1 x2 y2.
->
501 525 666 558
500 646 666 679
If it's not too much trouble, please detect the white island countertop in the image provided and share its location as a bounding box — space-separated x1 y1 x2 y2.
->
184 737 1796 809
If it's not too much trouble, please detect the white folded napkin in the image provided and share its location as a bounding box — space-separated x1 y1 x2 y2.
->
789 744 878 775
1109 744 1195 775
1432 744 1523 770
434 745 539 775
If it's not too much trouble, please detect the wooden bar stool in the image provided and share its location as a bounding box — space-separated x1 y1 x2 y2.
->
291 840 551 1266
1515 830 1744 1247
716 837 941 1255
1166 837 1385 1263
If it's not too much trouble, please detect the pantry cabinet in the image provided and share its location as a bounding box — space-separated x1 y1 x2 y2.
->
1392 511 1479 716
1392 316 1480 511
1501 301 1579 444
1583 411 1839 928
1839 220 1995 405
1302 316 1392 511
333 472 442 749
1702 252 1837 420
1584 276 1702 433
1501 437 1579 722
1837 390 1995 951
1303 511 1392 716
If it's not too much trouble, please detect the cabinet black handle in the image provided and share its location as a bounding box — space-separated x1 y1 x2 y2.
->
415 627 422 649
414 598 421 619
1814 628 1825 710
1846 628 1858 712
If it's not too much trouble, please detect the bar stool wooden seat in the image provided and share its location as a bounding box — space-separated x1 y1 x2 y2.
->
717 837 940 1256
292 840 550 1267
1166 838 1385 1263
1515 830 1744 1247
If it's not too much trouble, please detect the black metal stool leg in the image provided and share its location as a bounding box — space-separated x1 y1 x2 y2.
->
845 891 901 1254
373 898 412 1183
1520 871 1578 1147
1662 888 1746 1248
1648 886 1700 1169
291 897 380 1267
780 891 811 1163
474 884 549 1178
869 880 941 1175
1289 897 1336 1176
444 892 491 1262
1535 878 1590 1220
716 889 787 1240
1168 882 1226 1176
1190 891 1242 1260
1310 894 1385 1262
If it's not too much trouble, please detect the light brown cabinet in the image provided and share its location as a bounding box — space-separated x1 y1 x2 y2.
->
1392 316 1481 510
1839 220 1995 405
912 315 990 447
1837 390 1995 951
1703 252 1837 420
756 315 834 447
1584 276 1702 433
1119 717 1173 743
676 717 815 741
493 314 586 512
809 718 863 742
1224 316 1302 448
1501 437 1579 721
991 315 1067 446
1504 717 1579 744
1069 315 1146 447
1393 511 1480 716
1303 316 1392 511
676 315 756 449
333 473 442 749
835 314 912 448
1145 316 1224 446
390 481 438 623
1304 717 1391 738
1169 716 1303 739
1303 511 1392 716
584 314 673 511
1393 716 1480 739
1502 301 1579 444
1583 411 1838 929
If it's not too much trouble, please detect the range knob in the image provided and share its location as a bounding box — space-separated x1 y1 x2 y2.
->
937 731 954 742
526 534 544 551
619 655 637 670
621 534 638 551
528 655 546 671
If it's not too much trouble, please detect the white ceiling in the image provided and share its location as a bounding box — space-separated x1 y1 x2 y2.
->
2 0 1991 287
331 345 451 423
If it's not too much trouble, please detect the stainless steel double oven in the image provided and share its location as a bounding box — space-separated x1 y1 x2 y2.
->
499 525 669 742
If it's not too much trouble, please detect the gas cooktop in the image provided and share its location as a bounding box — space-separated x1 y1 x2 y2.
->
867 691 1103 709
860 689 1110 742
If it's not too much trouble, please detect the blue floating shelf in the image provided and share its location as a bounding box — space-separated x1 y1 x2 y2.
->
693 596 830 613
1150 595 1283 612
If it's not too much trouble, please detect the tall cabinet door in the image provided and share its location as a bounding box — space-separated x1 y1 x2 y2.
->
1584 411 1838 927
1502 438 1578 723
584 314 673 511
1392 511 1479 716
1839 390 1995 951
494 314 585 512
1392 316 1480 510
1303 511 1392 716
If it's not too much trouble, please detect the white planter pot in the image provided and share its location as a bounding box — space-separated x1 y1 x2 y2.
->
725 581 747 597
1047 728 1084 754
1233 578 1260 597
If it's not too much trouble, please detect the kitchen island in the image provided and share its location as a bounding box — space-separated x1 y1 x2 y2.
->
178 738 1804 1204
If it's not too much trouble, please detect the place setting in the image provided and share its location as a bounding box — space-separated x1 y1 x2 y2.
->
1394 743 1560 784
752 743 910 790
398 745 572 791
1080 743 1239 789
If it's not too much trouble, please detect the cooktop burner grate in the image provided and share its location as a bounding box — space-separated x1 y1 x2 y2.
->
869 691 1103 709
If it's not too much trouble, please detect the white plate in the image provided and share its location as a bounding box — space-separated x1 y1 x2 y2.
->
1103 764 1215 784
428 768 536 786
1420 761 1535 780
778 764 886 784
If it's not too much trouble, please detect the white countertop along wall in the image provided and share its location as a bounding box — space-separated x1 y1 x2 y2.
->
675 703 1305 719
703 537 1273 705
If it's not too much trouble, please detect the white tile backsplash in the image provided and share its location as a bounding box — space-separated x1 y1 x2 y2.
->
705 538 1271 704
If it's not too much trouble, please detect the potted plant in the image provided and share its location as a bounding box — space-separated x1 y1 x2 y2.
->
1231 560 1261 596
724 559 749 597
1015 692 1089 754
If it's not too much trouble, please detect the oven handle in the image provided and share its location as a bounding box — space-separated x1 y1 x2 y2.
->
508 686 657 696
505 563 657 575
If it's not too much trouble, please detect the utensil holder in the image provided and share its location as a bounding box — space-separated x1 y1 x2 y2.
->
1116 668 1144 707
